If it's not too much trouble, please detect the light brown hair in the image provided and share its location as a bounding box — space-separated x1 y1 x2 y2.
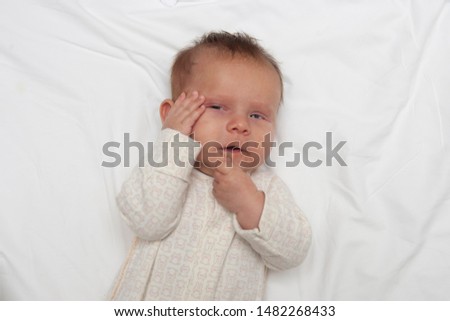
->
171 31 284 103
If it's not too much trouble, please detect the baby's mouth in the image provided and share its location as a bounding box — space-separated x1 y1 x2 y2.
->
223 143 245 154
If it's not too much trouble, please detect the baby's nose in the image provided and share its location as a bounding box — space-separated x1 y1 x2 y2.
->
226 115 250 135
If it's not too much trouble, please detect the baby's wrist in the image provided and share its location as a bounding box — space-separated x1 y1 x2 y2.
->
162 124 189 137
235 191 264 230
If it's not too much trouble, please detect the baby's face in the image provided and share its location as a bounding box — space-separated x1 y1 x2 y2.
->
183 52 281 175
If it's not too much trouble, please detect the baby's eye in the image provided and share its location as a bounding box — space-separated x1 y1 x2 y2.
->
209 105 223 110
249 113 266 120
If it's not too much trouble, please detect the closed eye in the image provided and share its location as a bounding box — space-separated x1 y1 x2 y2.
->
209 105 223 110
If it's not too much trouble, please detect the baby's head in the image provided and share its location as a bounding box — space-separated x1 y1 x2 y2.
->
169 31 283 175
171 31 283 103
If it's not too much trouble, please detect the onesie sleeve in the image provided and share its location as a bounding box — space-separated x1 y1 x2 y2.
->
232 175 312 271
116 128 201 241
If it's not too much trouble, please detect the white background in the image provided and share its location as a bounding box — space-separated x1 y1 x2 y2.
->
1 0 449 300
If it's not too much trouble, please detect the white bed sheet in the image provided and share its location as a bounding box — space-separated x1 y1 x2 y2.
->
1 0 449 300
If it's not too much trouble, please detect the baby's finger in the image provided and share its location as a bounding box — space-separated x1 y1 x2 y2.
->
169 92 187 116
177 91 199 107
173 91 204 116
215 159 232 175
174 92 186 105
173 91 195 110
186 92 205 111
182 104 205 122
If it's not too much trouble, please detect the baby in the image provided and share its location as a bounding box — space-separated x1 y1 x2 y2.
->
110 31 311 300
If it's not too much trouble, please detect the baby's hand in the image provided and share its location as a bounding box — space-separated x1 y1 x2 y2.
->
162 91 206 136
212 162 265 230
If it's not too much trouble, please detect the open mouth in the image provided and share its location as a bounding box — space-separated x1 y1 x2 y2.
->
223 143 245 153
225 146 241 152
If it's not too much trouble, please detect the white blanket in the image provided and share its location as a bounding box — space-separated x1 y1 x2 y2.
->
1 0 449 300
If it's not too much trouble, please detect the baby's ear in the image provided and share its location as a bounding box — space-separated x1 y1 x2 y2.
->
159 98 174 124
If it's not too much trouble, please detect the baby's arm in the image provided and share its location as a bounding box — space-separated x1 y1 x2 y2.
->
214 166 311 270
117 92 204 241
233 175 311 270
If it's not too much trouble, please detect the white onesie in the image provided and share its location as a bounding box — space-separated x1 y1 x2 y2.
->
109 129 311 300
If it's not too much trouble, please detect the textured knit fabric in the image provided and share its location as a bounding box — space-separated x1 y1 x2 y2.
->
109 129 311 300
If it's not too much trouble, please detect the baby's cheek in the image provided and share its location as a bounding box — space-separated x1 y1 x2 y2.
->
191 115 213 139
254 127 275 153
199 145 225 166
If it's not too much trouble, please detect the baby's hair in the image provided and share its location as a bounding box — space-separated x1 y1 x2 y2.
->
171 31 283 103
